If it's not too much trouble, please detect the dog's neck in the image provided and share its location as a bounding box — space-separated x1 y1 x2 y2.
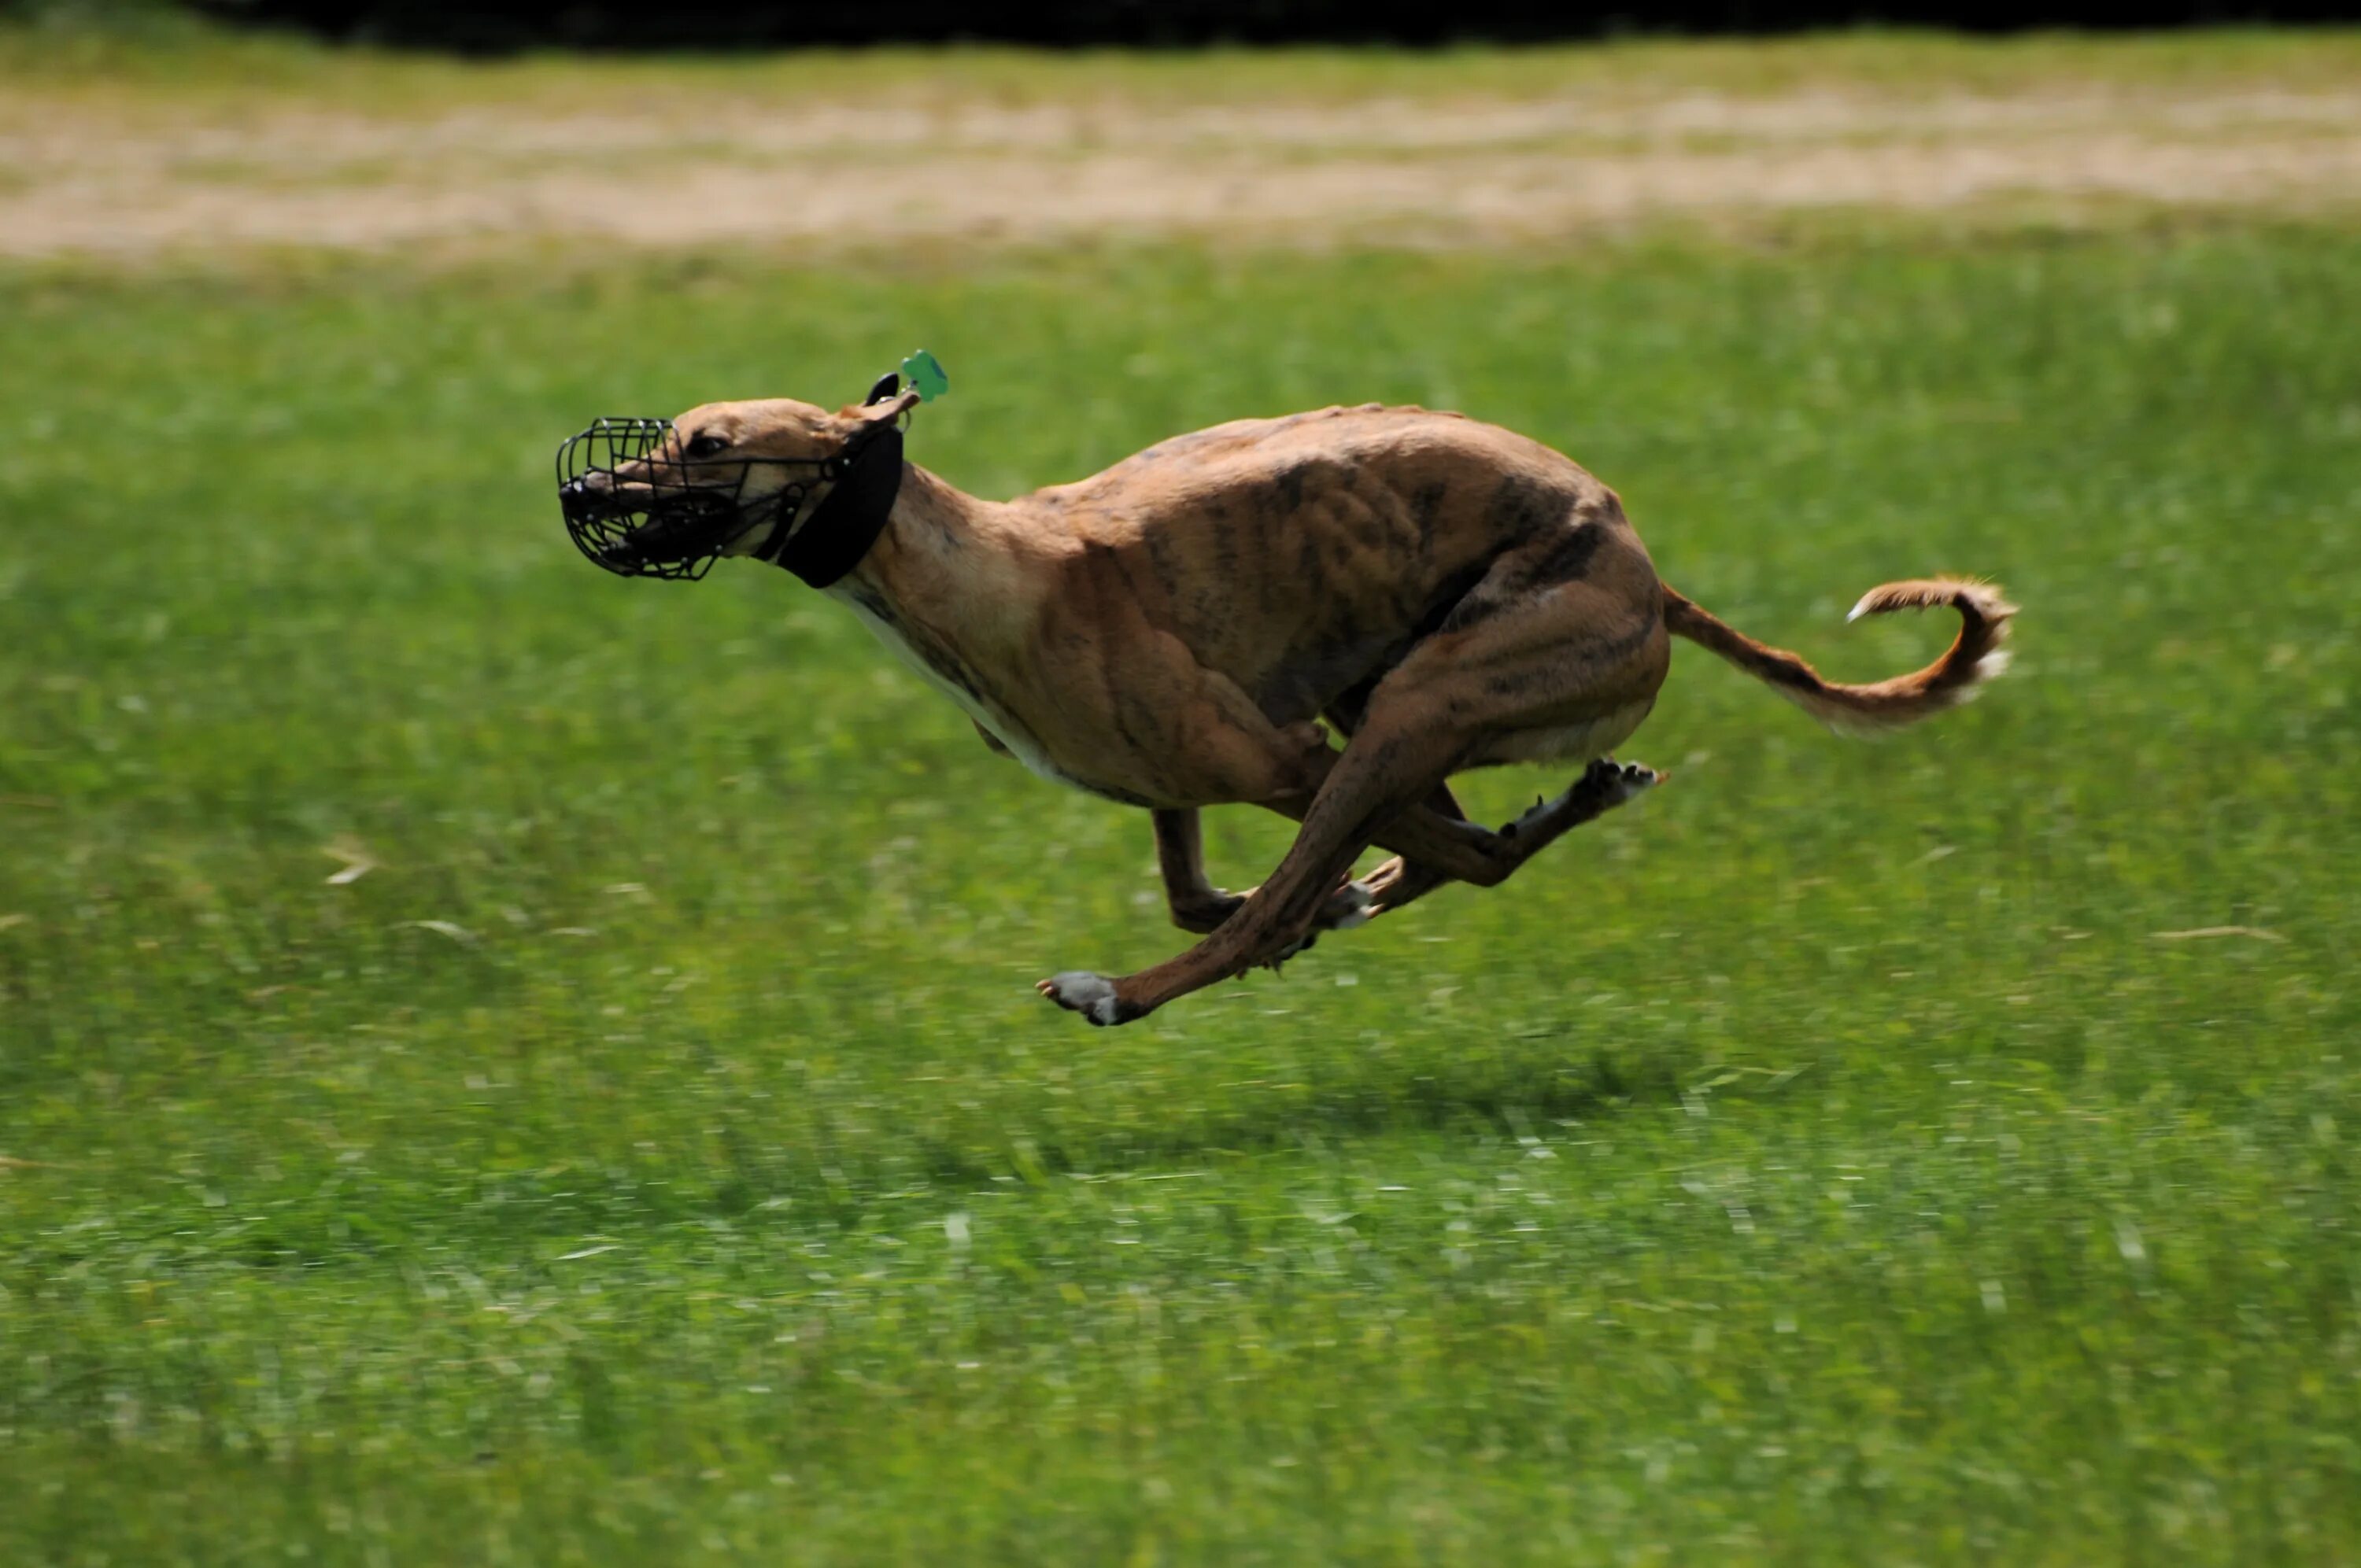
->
823 463 1036 653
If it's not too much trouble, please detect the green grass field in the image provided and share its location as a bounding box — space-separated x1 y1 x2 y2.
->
5 36 2361 1562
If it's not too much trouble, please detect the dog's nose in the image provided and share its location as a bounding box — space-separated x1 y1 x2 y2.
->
559 474 615 525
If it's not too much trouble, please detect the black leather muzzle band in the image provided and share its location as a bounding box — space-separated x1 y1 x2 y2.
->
757 422 903 590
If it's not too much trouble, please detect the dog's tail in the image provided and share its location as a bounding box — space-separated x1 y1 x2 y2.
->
1660 577 2015 735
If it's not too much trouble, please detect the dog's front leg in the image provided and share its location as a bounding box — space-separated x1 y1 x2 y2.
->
1154 806 1373 943
1151 809 1243 935
1040 720 1450 1026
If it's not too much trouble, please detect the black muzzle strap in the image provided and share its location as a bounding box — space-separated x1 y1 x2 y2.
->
757 422 904 591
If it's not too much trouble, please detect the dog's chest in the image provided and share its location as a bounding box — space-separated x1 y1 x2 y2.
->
833 592 1108 799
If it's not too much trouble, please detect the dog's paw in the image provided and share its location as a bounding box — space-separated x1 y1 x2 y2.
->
1321 879 1375 931
1506 759 1665 838
1594 759 1664 804
1036 971 1132 1027
1262 879 1375 971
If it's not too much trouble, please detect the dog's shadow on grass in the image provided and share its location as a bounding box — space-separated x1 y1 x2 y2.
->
900 1033 1813 1193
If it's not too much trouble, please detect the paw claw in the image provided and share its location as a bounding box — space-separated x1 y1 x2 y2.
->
1038 970 1129 1027
1606 761 1662 802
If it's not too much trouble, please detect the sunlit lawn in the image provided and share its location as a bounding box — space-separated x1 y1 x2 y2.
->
2 154 2358 1565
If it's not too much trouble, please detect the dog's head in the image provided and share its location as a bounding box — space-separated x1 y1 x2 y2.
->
557 389 918 580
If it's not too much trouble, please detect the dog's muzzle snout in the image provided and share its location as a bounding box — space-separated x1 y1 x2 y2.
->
555 416 778 583
556 365 920 588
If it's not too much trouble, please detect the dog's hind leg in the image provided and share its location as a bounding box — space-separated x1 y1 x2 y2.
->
1043 570 1672 1023
1271 762 1661 913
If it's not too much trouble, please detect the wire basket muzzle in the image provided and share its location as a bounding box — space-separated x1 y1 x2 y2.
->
556 416 787 581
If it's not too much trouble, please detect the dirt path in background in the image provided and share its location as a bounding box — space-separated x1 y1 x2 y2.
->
6 84 2360 257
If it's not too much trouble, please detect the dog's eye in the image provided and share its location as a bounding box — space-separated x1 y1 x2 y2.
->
684 433 730 459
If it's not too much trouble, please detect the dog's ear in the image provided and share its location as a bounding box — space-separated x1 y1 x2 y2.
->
841 387 920 425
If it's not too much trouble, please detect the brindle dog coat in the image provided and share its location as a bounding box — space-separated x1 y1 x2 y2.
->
588 392 2012 1025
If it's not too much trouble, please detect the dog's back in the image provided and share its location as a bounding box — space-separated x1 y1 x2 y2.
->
1022 404 1653 728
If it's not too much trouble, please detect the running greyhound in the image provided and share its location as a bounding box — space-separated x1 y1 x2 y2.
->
558 385 2011 1026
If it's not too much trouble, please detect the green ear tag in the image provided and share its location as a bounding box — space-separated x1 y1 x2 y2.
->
900 349 950 402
